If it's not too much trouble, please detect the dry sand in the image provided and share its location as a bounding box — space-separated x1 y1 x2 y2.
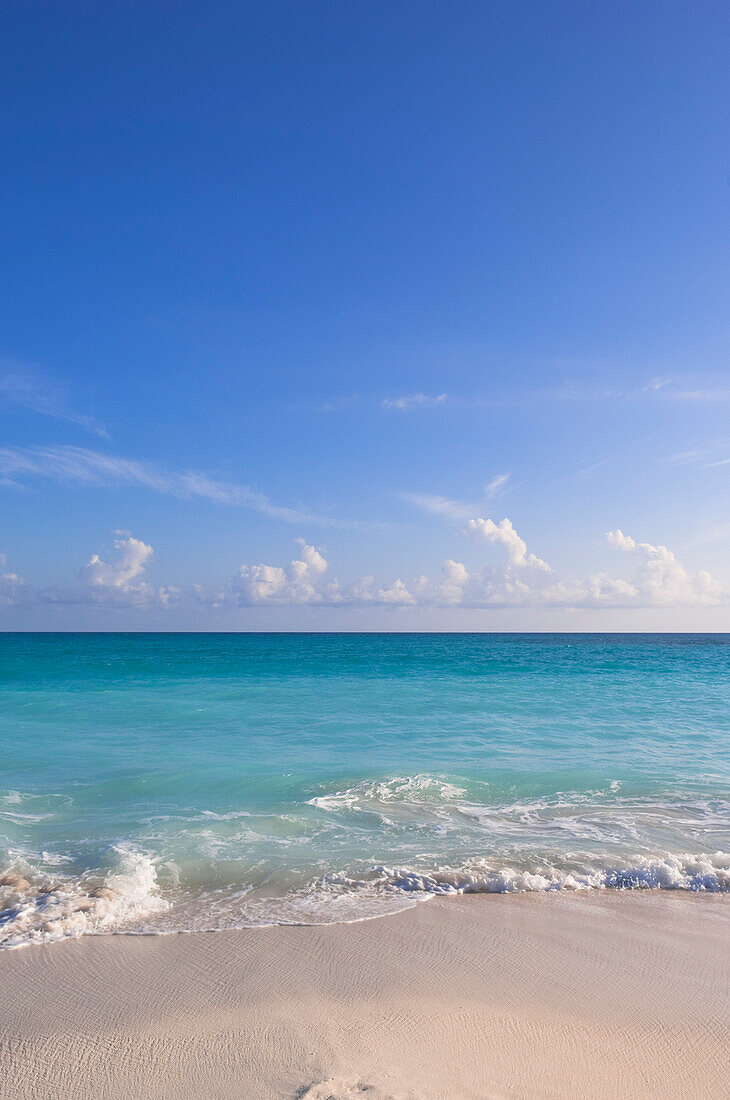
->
0 891 728 1099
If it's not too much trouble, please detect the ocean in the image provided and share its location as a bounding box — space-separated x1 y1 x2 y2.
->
1 632 728 946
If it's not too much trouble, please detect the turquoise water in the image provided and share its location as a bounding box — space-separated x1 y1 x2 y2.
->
1 633 729 945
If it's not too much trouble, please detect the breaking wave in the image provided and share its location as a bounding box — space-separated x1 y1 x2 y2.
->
0 848 169 947
2 775 728 947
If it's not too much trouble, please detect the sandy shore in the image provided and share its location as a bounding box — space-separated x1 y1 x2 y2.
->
1 891 728 1099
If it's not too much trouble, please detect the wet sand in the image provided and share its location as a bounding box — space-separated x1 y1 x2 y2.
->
1 891 728 1099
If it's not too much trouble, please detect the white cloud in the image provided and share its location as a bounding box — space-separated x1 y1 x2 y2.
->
682 522 730 550
318 394 360 413
604 529 723 606
641 378 730 404
411 559 536 609
33 534 176 608
382 393 447 411
350 575 416 605
5 519 726 617
0 536 175 611
81 535 154 590
665 388 730 403
0 554 24 608
223 540 341 606
77 534 176 607
0 364 109 439
214 542 418 609
484 472 511 499
208 523 724 612
412 559 471 606
403 474 513 522
664 440 730 470
606 529 636 552
0 445 367 529
462 517 551 571
402 493 475 521
374 578 415 604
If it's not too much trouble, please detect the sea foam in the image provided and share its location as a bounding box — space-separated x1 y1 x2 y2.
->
0 848 168 947
2 634 730 947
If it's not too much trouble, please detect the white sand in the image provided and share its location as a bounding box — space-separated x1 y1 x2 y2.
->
1 891 728 1099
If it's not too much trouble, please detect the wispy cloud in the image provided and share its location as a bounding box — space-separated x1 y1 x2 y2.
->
642 377 670 394
681 523 730 550
484 472 511 498
527 377 730 407
402 493 475 521
382 392 448 411
318 394 361 413
642 377 730 404
664 440 730 468
0 363 109 439
0 445 370 529
664 388 730 403
317 377 730 419
403 474 512 521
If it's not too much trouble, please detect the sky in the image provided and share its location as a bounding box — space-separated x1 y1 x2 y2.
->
2 0 730 630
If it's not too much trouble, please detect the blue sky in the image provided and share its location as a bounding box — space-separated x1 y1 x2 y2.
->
2 1 730 629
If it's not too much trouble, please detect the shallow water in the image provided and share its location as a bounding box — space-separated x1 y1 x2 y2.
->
1 633 729 945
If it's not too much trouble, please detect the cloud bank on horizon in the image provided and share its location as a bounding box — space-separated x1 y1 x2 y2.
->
1 432 727 626
2 518 723 618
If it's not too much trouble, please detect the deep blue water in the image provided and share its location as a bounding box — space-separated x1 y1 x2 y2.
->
1 633 729 945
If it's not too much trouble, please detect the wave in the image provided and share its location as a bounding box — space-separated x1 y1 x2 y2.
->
2 772 729 947
307 774 467 812
372 850 730 894
0 848 169 948
305 776 730 855
2 847 728 948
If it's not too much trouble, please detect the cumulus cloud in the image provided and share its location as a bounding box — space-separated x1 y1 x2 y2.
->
0 445 367 529
0 554 24 608
604 529 723 606
382 393 447 411
81 535 154 590
462 517 551 571
207 523 724 612
75 534 176 607
223 540 341 606
4 518 726 617
36 534 177 608
412 559 535 609
434 559 470 604
606 529 637 552
210 541 418 608
350 575 416 605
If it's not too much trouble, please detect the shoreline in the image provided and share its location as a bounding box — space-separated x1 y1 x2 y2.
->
5 843 729 948
1 890 728 1099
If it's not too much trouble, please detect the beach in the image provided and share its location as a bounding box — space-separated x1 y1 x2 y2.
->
2 635 729 1095
1 890 728 1099
5 1 730 1095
